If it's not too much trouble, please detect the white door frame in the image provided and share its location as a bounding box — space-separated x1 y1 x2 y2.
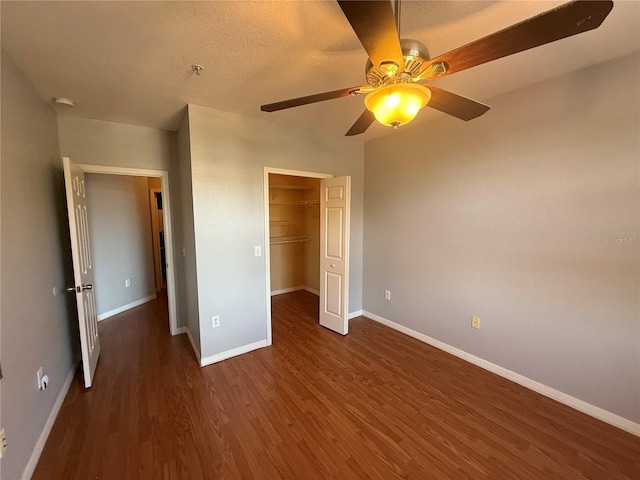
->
263 167 333 346
79 164 179 336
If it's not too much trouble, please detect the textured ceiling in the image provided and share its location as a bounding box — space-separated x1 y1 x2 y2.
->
1 1 639 140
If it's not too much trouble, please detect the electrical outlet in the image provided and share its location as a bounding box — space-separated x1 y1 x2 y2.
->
36 367 50 390
125 278 131 288
384 290 391 301
212 315 220 328
0 428 7 459
472 316 481 329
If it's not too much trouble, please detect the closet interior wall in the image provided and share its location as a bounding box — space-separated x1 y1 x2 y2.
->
269 173 321 296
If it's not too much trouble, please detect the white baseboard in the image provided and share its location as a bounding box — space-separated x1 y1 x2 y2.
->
303 286 320 296
200 340 268 367
97 294 157 321
271 285 320 296
363 310 640 437
22 357 80 480
271 286 303 296
348 309 363 320
185 327 201 363
173 326 187 335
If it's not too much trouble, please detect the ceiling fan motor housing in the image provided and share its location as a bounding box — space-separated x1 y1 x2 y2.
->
365 38 430 87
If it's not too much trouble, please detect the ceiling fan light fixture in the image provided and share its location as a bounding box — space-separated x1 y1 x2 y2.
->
365 83 431 128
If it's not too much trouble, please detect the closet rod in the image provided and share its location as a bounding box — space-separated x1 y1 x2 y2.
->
270 236 312 245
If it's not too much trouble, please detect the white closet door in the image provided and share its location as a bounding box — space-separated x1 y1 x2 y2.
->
319 176 350 335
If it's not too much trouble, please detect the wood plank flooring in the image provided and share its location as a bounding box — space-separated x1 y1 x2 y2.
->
33 291 639 479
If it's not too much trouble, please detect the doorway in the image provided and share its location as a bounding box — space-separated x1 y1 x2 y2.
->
78 164 178 335
149 185 166 292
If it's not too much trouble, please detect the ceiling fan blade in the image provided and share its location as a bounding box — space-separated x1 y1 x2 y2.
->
338 0 404 71
345 109 376 136
417 0 614 80
426 85 490 121
261 86 368 112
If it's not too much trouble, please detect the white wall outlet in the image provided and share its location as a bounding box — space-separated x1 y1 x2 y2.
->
254 245 262 257
36 367 44 389
0 428 7 459
472 316 481 329
212 315 220 328
384 290 391 301
125 278 131 288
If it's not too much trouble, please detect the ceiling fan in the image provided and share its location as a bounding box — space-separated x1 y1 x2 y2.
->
260 0 613 136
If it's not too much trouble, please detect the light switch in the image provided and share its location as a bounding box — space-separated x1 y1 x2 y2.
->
254 245 262 257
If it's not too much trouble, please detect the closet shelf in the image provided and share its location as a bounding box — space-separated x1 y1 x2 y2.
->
269 185 315 190
270 235 312 245
270 200 320 207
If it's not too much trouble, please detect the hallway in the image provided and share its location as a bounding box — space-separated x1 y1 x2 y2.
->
33 292 639 479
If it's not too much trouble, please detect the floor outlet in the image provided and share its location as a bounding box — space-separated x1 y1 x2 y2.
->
212 315 220 328
472 316 481 329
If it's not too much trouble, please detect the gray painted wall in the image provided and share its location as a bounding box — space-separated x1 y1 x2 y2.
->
187 104 364 359
174 112 201 351
1 50 78 480
57 116 175 171
85 174 156 316
363 53 639 422
56 115 191 332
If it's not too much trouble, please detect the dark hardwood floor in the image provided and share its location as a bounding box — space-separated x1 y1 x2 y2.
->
33 291 639 479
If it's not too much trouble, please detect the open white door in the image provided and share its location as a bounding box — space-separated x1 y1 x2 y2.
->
319 176 351 335
63 157 100 388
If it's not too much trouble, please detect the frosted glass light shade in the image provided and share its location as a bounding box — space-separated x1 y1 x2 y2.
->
365 83 431 127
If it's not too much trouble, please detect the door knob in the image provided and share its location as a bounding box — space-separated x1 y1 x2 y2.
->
67 285 93 293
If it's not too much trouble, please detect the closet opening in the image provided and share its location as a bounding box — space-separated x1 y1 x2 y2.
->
264 167 351 344
269 173 321 295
